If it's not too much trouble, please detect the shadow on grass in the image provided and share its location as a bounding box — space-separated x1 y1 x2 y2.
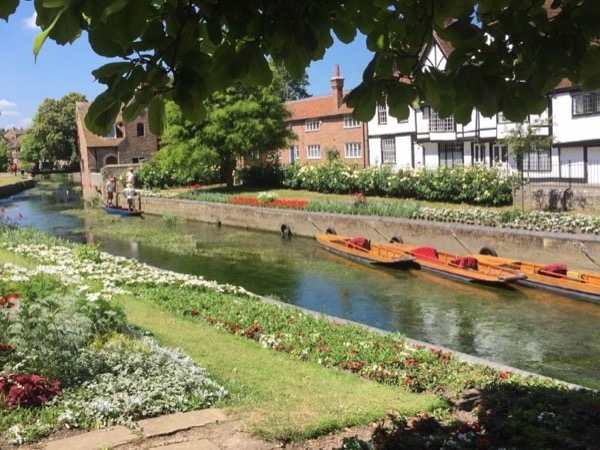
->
339 382 600 449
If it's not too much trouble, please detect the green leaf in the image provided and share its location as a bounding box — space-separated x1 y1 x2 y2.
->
85 91 121 136
41 0 71 7
454 103 474 125
100 0 129 21
33 5 68 61
332 9 356 44
91 62 132 83
239 43 273 86
0 0 19 21
148 96 166 135
345 83 377 122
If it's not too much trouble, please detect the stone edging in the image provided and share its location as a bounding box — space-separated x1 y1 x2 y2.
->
141 196 600 271
0 179 35 199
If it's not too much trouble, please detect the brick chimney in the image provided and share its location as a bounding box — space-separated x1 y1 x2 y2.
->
330 64 344 110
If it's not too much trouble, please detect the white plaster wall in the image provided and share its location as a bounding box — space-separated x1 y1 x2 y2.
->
560 147 585 180
552 92 600 143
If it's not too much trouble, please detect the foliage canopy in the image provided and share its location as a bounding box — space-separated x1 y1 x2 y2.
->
2 1 600 134
20 92 87 165
139 82 293 189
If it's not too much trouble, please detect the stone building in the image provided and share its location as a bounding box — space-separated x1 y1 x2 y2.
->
76 102 159 198
1 127 26 165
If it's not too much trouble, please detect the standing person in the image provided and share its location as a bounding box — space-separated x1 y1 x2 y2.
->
9 162 17 176
123 183 137 211
106 177 116 206
126 168 136 187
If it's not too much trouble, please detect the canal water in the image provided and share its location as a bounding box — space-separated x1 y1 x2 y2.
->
2 181 599 389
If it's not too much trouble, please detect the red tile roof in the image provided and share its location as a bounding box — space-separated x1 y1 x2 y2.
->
286 93 354 121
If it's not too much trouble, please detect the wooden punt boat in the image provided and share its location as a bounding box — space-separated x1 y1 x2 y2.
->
384 241 527 285
473 254 600 303
101 205 143 217
315 233 416 268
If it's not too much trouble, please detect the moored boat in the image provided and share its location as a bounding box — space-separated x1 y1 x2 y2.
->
384 240 527 285
473 253 600 303
315 233 416 268
101 205 143 217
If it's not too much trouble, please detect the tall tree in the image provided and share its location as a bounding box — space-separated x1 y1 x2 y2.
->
151 84 294 189
21 92 87 165
270 62 311 102
3 1 600 133
202 83 294 188
0 138 11 171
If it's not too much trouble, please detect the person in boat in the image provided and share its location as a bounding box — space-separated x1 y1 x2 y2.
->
106 177 116 207
123 183 137 211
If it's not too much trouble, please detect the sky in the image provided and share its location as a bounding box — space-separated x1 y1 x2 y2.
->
0 2 372 130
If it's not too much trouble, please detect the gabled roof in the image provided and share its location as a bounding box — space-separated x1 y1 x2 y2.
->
76 102 124 148
1 127 25 150
286 93 353 122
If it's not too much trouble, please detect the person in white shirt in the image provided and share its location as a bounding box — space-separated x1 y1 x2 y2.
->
123 183 137 211
126 168 136 187
106 177 116 206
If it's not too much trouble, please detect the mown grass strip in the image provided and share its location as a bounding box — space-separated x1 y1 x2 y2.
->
116 295 445 442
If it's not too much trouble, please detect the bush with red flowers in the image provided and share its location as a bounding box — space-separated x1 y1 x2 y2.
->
0 373 62 408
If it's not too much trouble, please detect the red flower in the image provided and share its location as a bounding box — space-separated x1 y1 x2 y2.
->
499 371 510 379
190 307 199 316
0 343 15 353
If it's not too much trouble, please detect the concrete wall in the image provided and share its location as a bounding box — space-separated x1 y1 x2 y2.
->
517 184 600 212
0 179 35 198
141 196 600 272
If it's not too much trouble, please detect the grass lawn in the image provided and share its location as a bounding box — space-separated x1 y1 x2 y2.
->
116 295 444 442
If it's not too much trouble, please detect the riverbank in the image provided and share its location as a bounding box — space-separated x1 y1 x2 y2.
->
0 173 34 198
1 228 598 450
141 196 600 273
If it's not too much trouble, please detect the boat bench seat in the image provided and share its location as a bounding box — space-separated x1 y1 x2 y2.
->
450 256 479 270
347 237 371 251
412 247 439 259
540 263 568 276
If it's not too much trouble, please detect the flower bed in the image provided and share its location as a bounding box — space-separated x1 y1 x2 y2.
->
231 196 308 209
1 228 599 449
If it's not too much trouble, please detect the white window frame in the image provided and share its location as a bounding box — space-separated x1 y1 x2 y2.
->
377 104 388 125
289 145 299 162
429 110 455 132
305 119 321 131
131 157 147 164
307 144 321 159
344 142 362 159
381 137 396 163
343 114 360 128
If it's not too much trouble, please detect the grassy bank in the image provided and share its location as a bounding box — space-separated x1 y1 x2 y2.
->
117 296 440 441
1 228 599 449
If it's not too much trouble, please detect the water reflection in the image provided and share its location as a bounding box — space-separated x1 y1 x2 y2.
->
2 181 600 389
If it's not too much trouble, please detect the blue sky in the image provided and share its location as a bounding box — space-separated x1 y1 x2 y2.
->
0 2 371 130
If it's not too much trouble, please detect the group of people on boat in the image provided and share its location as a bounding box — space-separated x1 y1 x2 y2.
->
105 168 138 211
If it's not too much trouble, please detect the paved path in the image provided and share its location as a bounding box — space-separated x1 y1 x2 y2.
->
26 409 279 450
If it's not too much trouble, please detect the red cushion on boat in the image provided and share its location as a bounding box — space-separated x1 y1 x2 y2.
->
541 263 568 275
412 247 438 259
451 256 479 270
347 237 371 250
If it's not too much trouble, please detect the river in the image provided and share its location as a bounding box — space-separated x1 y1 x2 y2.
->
1 181 599 389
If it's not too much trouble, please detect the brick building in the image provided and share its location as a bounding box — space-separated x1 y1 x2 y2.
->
282 65 369 167
76 102 159 198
